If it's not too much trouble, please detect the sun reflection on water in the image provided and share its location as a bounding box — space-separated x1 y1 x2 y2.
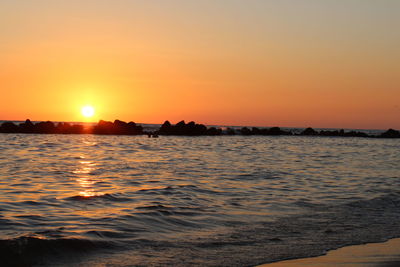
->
73 158 104 197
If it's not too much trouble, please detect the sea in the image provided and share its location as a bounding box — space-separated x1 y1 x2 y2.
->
0 132 399 266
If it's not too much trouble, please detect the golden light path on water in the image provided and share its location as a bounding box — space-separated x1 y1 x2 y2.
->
73 159 103 198
71 138 165 199
72 138 105 197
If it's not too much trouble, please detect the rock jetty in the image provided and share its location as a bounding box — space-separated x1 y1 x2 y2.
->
0 119 399 138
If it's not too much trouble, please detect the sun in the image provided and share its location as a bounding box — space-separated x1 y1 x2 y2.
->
81 105 95 118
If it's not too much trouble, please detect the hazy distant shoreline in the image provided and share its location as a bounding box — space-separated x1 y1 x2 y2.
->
1 119 399 138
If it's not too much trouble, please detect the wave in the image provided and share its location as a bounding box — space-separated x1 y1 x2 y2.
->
137 185 221 196
2 193 400 266
65 193 131 202
0 235 113 267
136 204 208 217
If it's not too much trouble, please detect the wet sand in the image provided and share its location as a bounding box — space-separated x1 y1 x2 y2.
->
260 238 400 267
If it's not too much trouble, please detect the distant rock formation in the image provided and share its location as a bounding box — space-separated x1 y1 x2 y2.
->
301 127 318 136
56 122 84 134
342 131 369 138
0 122 19 133
379 129 400 138
157 120 218 136
35 121 56 134
300 127 368 138
319 129 345 137
240 127 252 135
226 128 236 135
93 120 143 135
0 119 398 138
19 119 35 133
239 126 292 136
0 119 143 135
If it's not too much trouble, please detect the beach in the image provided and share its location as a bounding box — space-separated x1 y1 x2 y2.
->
261 238 400 267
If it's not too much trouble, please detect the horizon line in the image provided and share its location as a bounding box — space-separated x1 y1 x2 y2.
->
0 118 396 131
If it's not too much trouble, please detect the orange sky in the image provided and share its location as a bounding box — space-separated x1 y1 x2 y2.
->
0 1 399 129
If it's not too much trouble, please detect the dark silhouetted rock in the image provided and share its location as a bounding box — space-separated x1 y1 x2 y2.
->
240 126 292 135
34 121 56 134
252 127 261 135
240 127 252 135
56 122 84 134
226 128 236 135
206 127 222 136
317 129 370 138
159 121 173 135
162 121 171 128
19 119 35 133
343 131 368 138
0 118 395 139
1 120 88 134
157 120 209 136
267 127 291 135
176 120 186 129
56 122 71 134
93 120 114 135
93 120 143 135
319 130 340 137
301 127 318 136
380 129 400 138
0 122 19 133
69 124 85 134
194 124 208 135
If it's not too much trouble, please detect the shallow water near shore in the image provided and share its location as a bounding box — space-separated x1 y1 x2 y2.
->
0 134 399 266
262 238 400 267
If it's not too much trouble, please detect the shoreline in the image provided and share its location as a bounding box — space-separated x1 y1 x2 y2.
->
259 238 400 267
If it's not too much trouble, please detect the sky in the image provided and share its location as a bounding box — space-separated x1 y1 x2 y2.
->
0 0 399 129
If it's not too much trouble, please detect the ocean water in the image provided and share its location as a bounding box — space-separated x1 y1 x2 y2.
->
0 133 399 266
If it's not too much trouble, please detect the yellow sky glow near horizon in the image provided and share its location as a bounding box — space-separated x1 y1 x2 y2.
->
0 1 399 129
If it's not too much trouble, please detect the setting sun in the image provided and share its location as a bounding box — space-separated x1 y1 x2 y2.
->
81 106 95 118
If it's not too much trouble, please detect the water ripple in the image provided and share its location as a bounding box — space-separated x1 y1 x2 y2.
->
0 134 399 266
